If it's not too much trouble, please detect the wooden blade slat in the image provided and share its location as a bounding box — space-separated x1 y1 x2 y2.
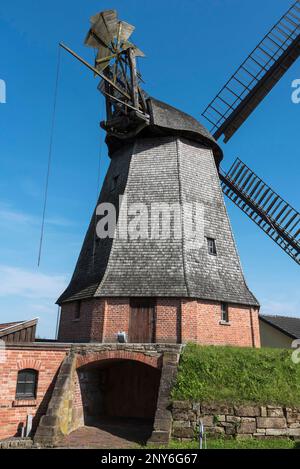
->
220 158 300 265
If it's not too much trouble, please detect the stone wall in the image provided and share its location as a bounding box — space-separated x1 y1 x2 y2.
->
172 402 300 440
34 351 78 446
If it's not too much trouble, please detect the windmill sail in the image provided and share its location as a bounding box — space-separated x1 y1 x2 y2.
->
202 1 300 142
221 158 300 265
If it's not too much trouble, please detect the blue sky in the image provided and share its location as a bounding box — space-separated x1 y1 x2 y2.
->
0 0 299 338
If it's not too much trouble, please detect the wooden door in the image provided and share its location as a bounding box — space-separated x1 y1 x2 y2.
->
129 298 155 343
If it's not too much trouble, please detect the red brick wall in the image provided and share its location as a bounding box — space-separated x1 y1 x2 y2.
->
58 299 105 342
181 300 260 347
250 307 261 348
181 299 198 343
155 299 181 343
0 347 67 440
58 297 260 348
103 298 130 342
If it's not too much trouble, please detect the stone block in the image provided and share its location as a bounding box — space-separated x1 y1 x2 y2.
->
289 423 300 429
226 416 241 424
154 418 172 433
172 411 191 421
155 408 171 420
260 406 267 417
201 403 233 415
237 420 256 434
241 417 256 422
234 405 260 417
235 434 253 440
206 426 225 435
39 416 59 427
288 428 300 437
173 420 191 429
172 427 195 439
265 429 288 436
285 409 300 424
267 406 284 418
192 403 200 414
224 424 236 436
200 415 214 427
255 429 266 435
256 417 287 429
172 401 192 411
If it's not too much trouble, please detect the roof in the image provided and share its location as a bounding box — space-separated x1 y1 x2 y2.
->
105 97 223 164
0 318 38 342
260 315 300 339
0 321 22 331
148 98 223 164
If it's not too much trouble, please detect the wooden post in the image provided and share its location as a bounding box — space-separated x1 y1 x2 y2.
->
128 48 139 110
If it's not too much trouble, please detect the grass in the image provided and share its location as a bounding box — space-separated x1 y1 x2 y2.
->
171 344 300 406
148 438 298 450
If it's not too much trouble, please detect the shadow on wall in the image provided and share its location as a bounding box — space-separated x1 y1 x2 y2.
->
15 369 60 438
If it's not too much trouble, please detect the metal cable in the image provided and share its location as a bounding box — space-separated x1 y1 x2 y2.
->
37 46 61 266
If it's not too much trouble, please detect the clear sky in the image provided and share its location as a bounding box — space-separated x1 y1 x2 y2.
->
0 0 299 338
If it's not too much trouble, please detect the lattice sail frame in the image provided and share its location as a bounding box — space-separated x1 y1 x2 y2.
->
221 158 300 265
202 1 300 142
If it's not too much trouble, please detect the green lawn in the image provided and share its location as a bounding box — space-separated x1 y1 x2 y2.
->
172 344 300 406
147 438 298 450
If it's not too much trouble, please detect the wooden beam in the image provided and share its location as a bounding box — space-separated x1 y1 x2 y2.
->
128 48 139 109
59 42 131 100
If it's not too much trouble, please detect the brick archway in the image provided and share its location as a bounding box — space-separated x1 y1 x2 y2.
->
35 344 181 447
76 350 162 370
17 358 41 370
74 349 163 432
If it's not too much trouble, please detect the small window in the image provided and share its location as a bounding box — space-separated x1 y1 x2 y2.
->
111 175 119 192
221 302 229 323
16 369 38 399
74 300 81 320
207 238 217 256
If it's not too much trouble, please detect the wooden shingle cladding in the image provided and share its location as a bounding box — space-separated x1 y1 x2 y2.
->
94 137 258 306
58 135 258 307
0 318 38 343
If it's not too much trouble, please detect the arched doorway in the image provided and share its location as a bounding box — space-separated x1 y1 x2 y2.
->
73 358 161 446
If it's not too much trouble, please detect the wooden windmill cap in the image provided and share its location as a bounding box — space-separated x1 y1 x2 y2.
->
148 98 223 164
105 97 223 165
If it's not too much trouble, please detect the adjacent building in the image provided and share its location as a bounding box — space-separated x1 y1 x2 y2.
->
259 315 300 348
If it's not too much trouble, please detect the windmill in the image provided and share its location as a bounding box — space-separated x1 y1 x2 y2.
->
56 3 299 346
60 3 300 269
